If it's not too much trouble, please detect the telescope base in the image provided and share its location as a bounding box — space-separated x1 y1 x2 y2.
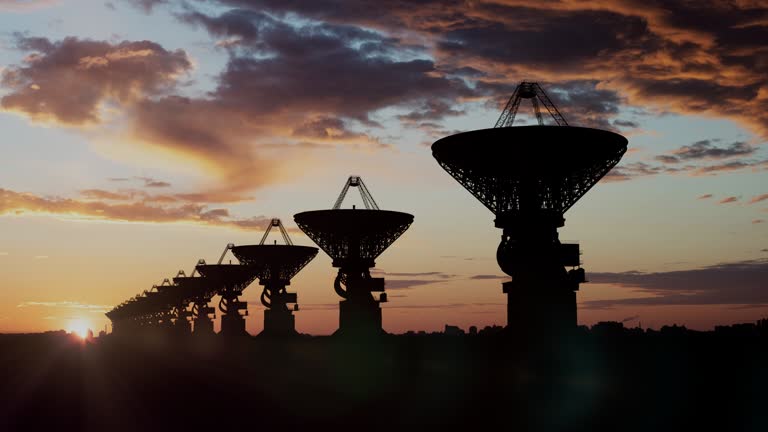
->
220 314 248 336
334 299 385 337
504 280 577 337
260 309 297 337
193 318 214 335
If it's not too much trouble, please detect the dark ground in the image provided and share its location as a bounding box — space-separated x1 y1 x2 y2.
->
1 326 767 431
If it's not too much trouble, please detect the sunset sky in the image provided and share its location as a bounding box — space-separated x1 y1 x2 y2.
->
0 0 766 335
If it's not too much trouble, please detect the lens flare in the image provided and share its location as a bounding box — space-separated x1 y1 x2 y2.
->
67 319 89 340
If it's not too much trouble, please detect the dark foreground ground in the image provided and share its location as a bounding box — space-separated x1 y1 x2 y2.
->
1 327 767 431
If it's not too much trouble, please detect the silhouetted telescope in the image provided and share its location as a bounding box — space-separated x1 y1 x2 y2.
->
231 218 318 337
173 266 216 335
106 300 133 335
196 244 259 336
110 286 168 334
169 269 209 335
432 81 627 335
107 273 205 337
295 176 413 337
152 278 181 331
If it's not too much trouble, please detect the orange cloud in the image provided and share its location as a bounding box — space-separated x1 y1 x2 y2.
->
0 187 274 231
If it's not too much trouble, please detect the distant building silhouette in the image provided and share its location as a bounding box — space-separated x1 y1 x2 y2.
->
444 325 465 336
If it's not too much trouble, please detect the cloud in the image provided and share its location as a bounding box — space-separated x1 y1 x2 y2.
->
125 12 475 191
8 1 768 199
613 119 639 128
469 274 508 280
690 159 768 176
0 187 274 231
749 193 768 204
397 100 465 123
385 279 448 290
291 116 384 147
0 0 57 11
718 196 739 204
123 0 166 12
198 0 768 138
135 176 171 188
80 189 133 201
78 188 251 205
697 194 713 199
603 162 675 182
547 81 625 129
654 155 681 164
0 36 283 195
372 270 452 278
370 269 456 289
655 140 755 164
674 140 754 160
176 10 471 119
1 35 191 125
439 255 483 261
584 259 768 308
17 301 111 312
606 157 768 182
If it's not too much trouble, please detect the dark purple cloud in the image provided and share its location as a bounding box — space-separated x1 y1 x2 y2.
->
585 259 768 308
385 279 447 290
180 0 768 137
1 35 191 124
135 177 171 188
603 162 675 182
469 274 507 280
655 140 756 164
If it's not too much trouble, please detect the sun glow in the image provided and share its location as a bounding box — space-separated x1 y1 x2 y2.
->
67 319 89 340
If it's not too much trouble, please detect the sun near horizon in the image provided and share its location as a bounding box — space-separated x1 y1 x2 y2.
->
66 318 90 340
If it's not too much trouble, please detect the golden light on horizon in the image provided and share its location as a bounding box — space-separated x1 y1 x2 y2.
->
66 319 90 340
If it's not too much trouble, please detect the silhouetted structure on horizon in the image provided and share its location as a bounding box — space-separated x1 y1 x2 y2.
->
106 261 219 337
295 176 413 337
106 278 177 335
432 81 628 336
172 268 213 335
196 244 259 336
154 277 193 335
232 218 318 337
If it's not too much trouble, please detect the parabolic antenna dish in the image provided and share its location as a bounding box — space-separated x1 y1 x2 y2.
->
195 264 259 290
294 209 413 261
231 244 318 281
172 276 211 299
432 126 627 215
